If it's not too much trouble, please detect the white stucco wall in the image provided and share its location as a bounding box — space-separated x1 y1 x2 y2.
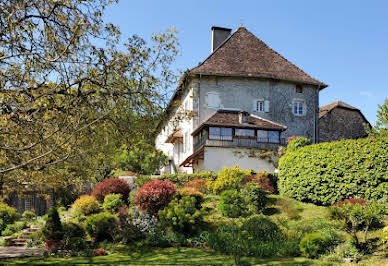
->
197 146 276 172
155 81 197 173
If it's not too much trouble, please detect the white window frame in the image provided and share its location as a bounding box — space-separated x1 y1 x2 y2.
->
256 100 265 112
292 99 306 116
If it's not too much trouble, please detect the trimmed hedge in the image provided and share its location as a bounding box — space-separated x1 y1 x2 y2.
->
278 137 388 205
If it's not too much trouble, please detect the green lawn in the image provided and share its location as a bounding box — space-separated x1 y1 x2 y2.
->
4 247 330 265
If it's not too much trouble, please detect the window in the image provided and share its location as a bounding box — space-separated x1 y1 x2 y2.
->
235 128 255 137
293 100 304 115
296 85 303 93
268 131 280 143
257 130 280 143
209 127 232 140
256 100 264 112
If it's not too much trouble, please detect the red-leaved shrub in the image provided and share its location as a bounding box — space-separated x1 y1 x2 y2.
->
245 172 275 193
93 248 107 256
134 180 176 215
333 198 367 207
183 179 207 193
91 178 131 203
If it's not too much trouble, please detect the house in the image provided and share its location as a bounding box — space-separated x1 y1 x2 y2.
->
319 100 370 142
155 26 327 173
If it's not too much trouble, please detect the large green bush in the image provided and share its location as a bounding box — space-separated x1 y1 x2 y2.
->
61 222 86 252
218 190 246 218
102 193 124 213
279 137 388 205
0 203 18 232
241 215 282 241
159 195 204 234
299 232 329 258
85 212 116 241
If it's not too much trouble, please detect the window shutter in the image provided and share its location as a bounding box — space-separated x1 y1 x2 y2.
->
253 100 257 111
264 100 270 112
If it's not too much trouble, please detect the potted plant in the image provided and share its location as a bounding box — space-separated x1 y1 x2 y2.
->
42 207 63 253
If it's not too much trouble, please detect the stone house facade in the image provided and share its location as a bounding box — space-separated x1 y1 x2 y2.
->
155 26 327 173
319 101 370 142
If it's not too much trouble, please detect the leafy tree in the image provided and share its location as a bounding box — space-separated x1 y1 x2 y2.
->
367 98 388 137
329 200 386 247
117 141 168 175
0 0 179 195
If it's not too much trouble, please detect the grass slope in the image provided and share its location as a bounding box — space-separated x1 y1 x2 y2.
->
4 247 325 265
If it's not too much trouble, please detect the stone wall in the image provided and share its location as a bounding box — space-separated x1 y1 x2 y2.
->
195 76 319 141
319 107 368 142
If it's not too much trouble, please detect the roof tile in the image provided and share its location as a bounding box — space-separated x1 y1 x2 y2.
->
191 27 327 88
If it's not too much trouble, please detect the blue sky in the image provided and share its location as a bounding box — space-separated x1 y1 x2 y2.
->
104 0 388 125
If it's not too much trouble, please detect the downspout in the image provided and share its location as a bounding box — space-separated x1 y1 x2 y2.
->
314 85 321 143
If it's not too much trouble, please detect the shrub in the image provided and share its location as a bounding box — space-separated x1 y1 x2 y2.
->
91 178 131 203
241 182 268 214
158 171 218 187
207 222 250 265
300 232 329 258
208 166 251 194
176 188 204 209
279 137 388 205
27 229 44 248
245 172 275 193
114 208 143 244
85 212 116 241
241 215 282 241
72 195 100 216
130 209 158 235
22 210 36 221
102 193 124 213
134 180 176 215
2 221 27 236
333 241 361 261
42 207 63 242
146 228 185 247
0 203 18 232
61 222 86 251
183 179 207 193
218 190 246 218
329 201 386 246
286 136 311 152
159 195 204 234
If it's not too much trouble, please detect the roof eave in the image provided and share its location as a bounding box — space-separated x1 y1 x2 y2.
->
190 71 328 89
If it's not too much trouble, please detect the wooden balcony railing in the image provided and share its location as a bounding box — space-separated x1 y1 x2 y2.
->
194 135 286 152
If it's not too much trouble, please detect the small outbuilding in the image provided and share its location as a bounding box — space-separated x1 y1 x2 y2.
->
319 101 370 143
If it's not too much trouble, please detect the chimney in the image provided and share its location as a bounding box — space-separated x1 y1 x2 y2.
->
239 111 249 124
211 26 232 52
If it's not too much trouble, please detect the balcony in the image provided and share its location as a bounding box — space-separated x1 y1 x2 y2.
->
194 131 285 152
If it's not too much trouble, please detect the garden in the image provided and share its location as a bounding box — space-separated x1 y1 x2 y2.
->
0 137 387 265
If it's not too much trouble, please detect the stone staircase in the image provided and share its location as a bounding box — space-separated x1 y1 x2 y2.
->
4 225 40 247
